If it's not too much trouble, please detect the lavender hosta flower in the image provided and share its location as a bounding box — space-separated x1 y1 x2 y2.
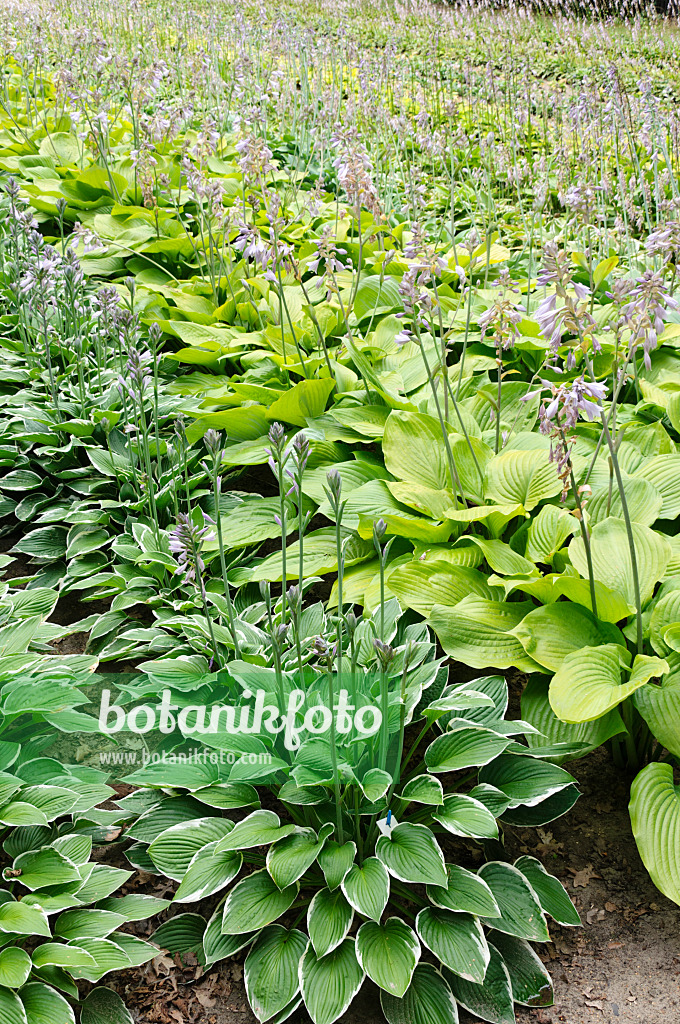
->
526 376 608 434
231 221 270 269
330 124 381 217
645 222 680 265
307 231 349 276
621 270 679 370
478 295 523 351
168 512 216 584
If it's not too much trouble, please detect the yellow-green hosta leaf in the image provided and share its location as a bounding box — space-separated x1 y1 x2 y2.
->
386 481 457 520
484 449 562 511
634 660 680 757
387 561 498 616
382 411 452 490
548 645 666 723
444 503 526 539
630 763 680 907
632 454 680 519
430 601 542 673
568 517 670 607
524 505 579 563
463 537 537 577
587 475 663 528
267 378 336 427
512 603 626 671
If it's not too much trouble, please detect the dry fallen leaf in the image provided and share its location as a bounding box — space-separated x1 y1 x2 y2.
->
571 864 601 888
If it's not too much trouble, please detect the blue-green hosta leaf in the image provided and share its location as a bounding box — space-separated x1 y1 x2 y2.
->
307 887 354 959
149 818 234 880
478 862 549 941
173 841 242 903
550 646 667 723
511 603 626 671
222 870 299 935
513 857 580 927
80 987 132 1024
380 963 458 1024
487 931 553 1007
416 908 489 982
427 864 500 918
299 938 365 1024
433 794 499 839
444 944 515 1024
244 925 308 1022
375 823 447 887
484 448 562 511
0 948 31 988
479 754 576 808
318 840 356 891
424 724 513 773
356 918 420 998
267 825 332 889
630 762 680 906
341 857 389 922
569 517 670 607
388 561 497 617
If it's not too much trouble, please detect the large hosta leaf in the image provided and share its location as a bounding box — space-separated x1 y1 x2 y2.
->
633 454 680 518
522 675 625 760
308 888 354 957
244 925 308 1022
569 517 670 607
424 724 513 773
427 865 500 918
484 448 562 511
478 754 576 808
299 938 365 1024
512 603 625 671
380 963 458 1024
429 603 541 672
387 562 496 616
382 411 452 490
634 667 680 758
630 762 680 906
356 918 420 997
550 645 667 723
376 823 447 887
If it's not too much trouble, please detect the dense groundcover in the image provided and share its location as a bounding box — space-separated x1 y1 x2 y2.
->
2 0 680 1021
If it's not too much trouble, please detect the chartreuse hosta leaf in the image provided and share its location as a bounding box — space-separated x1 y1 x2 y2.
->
634 664 680 758
244 924 308 1023
382 411 452 490
356 918 420 998
522 675 626 760
444 944 515 1024
630 763 680 906
299 938 365 1024
376 823 447 887
569 516 670 607
484 448 562 511
524 504 578 563
550 645 669 723
511 602 626 671
341 857 389 921
478 862 550 941
416 908 489 982
429 601 542 673
380 962 459 1024
308 887 354 957
387 561 497 616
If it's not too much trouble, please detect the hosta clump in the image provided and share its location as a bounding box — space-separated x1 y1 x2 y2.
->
116 609 579 1024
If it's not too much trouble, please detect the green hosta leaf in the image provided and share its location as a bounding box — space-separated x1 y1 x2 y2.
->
549 645 667 723
244 925 308 1022
308 888 354 958
96 895 171 921
633 454 680 519
382 411 452 490
484 448 562 511
429 604 540 672
388 562 496 616
216 810 296 853
0 987 28 1024
588 474 662 528
444 945 515 1024
427 864 500 918
630 762 680 906
0 948 31 988
569 517 670 607
9 846 81 891
318 841 356 891
433 794 499 839
267 826 332 890
522 675 625 761
513 857 580 927
299 938 364 1024
80 987 133 1024
173 841 242 903
380 963 458 1024
32 943 99 971
356 918 420 998
512 603 625 671
650 590 680 656
401 775 444 806
488 931 553 1007
501 785 580 828
0 901 50 937
151 913 206 954
222 870 298 935
19 983 75 1024
525 505 579 563
54 909 126 940
479 754 576 808
341 857 389 922
634 670 680 758
358 769 392 803
203 907 256 966
424 725 513 773
463 536 536 576
478 862 549 941
149 818 234 880
376 823 447 887
416 907 489 982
